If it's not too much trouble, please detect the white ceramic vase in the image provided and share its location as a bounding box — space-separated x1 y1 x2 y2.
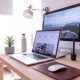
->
5 46 15 54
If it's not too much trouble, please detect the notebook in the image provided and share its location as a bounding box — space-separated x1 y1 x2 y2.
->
10 30 61 65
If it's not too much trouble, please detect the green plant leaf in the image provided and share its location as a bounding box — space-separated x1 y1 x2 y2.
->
5 35 15 47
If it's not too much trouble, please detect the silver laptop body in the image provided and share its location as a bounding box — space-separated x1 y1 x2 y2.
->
10 30 60 65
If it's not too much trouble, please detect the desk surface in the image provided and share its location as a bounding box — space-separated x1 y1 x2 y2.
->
0 54 80 80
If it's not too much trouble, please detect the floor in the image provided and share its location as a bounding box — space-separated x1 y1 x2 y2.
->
4 68 21 80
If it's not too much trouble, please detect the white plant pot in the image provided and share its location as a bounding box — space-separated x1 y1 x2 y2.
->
5 46 15 54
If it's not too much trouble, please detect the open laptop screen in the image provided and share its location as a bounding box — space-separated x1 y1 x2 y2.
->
32 30 60 57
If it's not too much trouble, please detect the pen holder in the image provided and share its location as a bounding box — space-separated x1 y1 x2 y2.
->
71 53 76 61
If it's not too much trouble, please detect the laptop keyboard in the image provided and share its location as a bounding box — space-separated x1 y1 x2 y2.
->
26 54 47 60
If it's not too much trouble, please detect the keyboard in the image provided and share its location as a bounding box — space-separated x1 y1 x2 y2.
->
10 53 54 65
23 54 47 60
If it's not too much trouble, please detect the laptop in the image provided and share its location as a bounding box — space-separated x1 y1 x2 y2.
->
10 30 61 65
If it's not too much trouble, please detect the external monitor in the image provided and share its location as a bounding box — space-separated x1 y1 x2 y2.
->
42 3 80 41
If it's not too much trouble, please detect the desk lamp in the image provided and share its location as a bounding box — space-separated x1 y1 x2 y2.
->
23 5 50 19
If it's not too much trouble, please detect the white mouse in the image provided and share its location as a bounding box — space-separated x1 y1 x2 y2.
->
48 64 67 72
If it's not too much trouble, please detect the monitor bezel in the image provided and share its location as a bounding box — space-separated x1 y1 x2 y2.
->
42 3 80 41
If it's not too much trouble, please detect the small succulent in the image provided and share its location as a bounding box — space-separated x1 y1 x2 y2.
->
5 35 15 47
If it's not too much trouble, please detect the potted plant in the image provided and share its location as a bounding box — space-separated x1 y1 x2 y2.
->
5 35 15 54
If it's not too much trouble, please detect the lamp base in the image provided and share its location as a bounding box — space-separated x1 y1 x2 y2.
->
71 54 76 61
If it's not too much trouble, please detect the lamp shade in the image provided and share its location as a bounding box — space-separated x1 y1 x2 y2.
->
23 8 33 19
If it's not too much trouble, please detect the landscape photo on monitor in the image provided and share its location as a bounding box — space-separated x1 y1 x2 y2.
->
43 4 80 40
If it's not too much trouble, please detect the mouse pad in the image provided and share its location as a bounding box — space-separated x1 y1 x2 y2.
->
33 61 80 80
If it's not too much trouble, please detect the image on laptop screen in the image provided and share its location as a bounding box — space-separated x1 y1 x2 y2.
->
32 30 60 57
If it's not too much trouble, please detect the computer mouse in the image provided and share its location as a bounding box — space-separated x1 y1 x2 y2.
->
48 64 67 72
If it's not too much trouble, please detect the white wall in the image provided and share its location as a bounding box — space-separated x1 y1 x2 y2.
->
0 0 13 15
42 0 80 11
0 0 42 53
41 0 80 50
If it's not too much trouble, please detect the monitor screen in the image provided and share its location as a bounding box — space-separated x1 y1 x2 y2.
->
42 3 80 41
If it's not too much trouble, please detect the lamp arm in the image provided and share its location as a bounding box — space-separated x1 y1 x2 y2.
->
32 7 50 13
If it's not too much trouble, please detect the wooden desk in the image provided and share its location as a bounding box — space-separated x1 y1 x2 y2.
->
0 54 80 80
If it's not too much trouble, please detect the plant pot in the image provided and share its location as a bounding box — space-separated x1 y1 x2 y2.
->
5 46 15 54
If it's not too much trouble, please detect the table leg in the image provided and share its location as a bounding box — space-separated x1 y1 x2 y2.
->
0 61 3 80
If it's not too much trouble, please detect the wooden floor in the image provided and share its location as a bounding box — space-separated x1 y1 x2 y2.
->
4 68 21 80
